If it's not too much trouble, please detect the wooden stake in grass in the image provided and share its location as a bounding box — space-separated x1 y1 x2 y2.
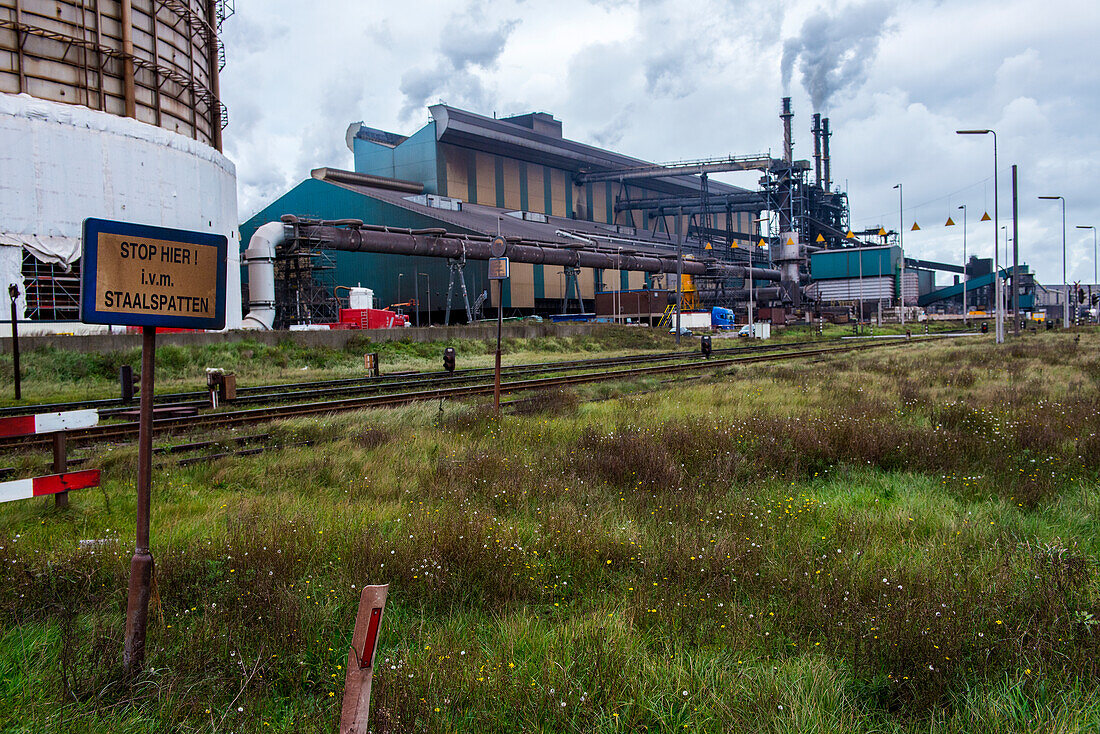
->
340 584 389 734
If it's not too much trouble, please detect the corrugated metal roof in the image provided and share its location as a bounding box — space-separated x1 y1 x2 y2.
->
429 105 746 198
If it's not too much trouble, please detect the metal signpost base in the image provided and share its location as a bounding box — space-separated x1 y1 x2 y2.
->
123 326 156 675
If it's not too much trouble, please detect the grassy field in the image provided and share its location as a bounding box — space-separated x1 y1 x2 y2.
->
1 327 1097 732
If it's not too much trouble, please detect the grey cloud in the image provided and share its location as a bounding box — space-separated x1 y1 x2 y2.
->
781 1 897 111
439 16 518 70
398 7 518 121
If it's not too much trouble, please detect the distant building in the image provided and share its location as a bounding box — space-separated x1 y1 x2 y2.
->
241 106 762 322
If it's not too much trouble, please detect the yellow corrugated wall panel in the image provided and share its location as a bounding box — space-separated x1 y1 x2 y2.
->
508 262 534 308
579 268 596 299
442 145 468 201
549 169 568 217
476 151 496 205
502 158 522 210
592 184 607 223
527 163 545 214
543 266 565 299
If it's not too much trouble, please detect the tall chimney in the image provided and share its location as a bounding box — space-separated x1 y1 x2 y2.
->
781 97 793 166
812 113 822 187
821 117 832 191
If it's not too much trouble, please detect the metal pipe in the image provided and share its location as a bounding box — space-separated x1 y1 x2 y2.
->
241 222 287 329
1011 165 1019 336
812 113 822 187
204 0 223 151
120 0 136 119
8 285 19 400
615 192 765 212
781 98 793 165
280 217 783 282
311 168 424 194
675 209 683 344
123 326 156 675
574 155 779 184
822 118 832 191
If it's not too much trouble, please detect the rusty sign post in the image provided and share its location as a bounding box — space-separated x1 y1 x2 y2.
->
8 284 20 400
340 584 389 734
488 236 509 415
80 218 227 675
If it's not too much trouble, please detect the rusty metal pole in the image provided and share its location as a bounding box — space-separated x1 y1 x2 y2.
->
8 285 20 400
120 0 137 119
494 279 502 415
52 432 68 509
123 325 156 674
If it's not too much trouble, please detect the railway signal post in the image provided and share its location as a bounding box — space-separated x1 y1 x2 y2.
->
80 218 227 675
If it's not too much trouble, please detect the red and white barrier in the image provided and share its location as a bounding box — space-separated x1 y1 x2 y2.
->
0 470 100 504
0 409 99 438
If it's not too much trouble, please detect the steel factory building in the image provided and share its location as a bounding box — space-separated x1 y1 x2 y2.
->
240 106 765 325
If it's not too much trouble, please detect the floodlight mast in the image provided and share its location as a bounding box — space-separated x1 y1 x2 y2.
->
956 129 1002 342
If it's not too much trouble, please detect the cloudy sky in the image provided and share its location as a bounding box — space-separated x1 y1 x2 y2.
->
220 0 1100 285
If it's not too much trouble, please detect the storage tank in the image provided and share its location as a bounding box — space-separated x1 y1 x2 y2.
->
0 0 240 334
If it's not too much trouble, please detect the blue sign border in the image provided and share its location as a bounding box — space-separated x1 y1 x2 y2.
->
81 218 228 330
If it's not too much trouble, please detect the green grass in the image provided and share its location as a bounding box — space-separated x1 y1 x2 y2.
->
1 329 1098 732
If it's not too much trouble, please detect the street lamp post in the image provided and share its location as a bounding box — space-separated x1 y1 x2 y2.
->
418 272 431 326
956 129 1002 342
1039 195 1068 327
1076 225 1096 321
958 205 968 326
751 216 768 335
893 184 904 325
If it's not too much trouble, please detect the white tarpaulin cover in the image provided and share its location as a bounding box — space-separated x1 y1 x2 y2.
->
0 92 241 328
0 232 80 268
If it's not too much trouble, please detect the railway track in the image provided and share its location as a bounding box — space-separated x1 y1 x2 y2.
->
0 335 951 450
0 338 830 419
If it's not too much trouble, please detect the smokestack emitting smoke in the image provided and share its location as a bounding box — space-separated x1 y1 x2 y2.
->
780 0 895 112
812 113 822 186
781 97 793 165
822 118 832 191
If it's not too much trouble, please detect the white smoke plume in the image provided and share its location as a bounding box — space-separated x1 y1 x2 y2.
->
781 1 897 112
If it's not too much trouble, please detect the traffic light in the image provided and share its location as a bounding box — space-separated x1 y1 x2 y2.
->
1078 288 1086 304
700 335 712 358
443 347 456 373
980 322 988 334
1092 294 1098 307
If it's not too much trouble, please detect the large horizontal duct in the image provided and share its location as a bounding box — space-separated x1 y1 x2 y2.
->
280 216 782 282
615 192 766 213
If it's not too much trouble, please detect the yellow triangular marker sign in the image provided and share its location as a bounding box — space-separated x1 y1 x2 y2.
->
815 233 825 243
945 216 955 227
845 231 855 239
786 237 794 246
704 242 712 250
911 222 921 231
981 212 992 221
731 243 739 248
877 227 887 236
758 238 767 247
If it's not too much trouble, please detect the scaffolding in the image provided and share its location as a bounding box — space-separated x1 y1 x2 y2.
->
21 252 81 322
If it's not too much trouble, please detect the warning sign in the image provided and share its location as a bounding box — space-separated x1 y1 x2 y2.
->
81 218 227 329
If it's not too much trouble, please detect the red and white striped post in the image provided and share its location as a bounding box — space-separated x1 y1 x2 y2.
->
0 469 100 504
0 409 98 509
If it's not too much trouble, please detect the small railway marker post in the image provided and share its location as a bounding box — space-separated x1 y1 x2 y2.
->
80 218 227 675
340 584 389 734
